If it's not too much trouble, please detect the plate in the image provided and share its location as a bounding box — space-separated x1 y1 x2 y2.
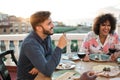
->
69 55 79 60
110 78 120 80
92 65 120 78
52 70 80 80
89 54 110 62
62 53 79 61
56 60 76 70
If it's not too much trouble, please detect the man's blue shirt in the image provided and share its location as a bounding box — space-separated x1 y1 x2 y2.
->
17 31 62 79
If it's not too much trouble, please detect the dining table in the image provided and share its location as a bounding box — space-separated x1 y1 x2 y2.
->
35 53 120 80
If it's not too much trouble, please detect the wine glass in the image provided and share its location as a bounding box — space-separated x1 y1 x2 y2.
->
77 50 86 70
107 43 117 61
108 43 116 55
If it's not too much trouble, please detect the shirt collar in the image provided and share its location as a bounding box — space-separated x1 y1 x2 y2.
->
31 31 49 44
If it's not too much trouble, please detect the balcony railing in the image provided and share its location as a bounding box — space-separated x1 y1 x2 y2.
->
0 33 86 66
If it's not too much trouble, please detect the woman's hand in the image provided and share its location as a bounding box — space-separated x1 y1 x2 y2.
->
29 68 39 75
83 54 90 62
109 54 116 61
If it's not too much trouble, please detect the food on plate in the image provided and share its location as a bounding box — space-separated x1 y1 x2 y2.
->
103 67 111 72
89 54 110 61
56 60 76 69
95 55 99 60
57 63 71 69
92 65 119 77
93 65 114 72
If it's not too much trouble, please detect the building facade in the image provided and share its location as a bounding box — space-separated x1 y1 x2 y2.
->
0 13 32 34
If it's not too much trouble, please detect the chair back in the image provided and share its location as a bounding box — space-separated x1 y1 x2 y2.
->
0 50 17 80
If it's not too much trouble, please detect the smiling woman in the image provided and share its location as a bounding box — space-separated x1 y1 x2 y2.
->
80 13 119 62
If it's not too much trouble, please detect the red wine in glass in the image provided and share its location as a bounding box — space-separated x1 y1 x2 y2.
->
77 52 86 70
107 48 116 55
77 53 86 59
109 48 116 53
107 43 116 55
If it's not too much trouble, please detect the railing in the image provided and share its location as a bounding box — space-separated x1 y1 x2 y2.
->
0 33 86 66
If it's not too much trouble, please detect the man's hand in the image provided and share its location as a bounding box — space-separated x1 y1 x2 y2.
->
57 33 67 49
80 71 97 80
29 68 39 75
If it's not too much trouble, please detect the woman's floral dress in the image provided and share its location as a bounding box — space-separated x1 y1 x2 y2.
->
81 31 119 54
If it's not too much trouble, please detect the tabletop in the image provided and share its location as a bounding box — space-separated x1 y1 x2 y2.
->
53 60 120 80
35 53 120 80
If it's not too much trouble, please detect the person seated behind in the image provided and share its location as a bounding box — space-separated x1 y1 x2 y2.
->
80 13 119 61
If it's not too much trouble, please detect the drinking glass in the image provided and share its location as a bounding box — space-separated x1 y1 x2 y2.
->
108 43 116 55
107 43 117 61
77 50 86 70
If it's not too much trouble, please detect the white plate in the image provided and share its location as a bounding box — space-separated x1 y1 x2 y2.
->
92 65 120 77
62 54 79 61
56 60 76 70
110 78 120 80
92 65 114 72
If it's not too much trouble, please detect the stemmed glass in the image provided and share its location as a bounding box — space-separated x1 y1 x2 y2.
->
108 43 116 55
107 43 117 61
77 49 86 70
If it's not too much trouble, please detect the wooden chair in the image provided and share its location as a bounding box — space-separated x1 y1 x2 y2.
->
0 50 17 80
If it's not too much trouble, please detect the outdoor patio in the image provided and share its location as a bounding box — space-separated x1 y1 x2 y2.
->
0 33 86 80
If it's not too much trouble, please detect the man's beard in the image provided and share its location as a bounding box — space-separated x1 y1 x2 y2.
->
42 27 53 35
43 29 53 35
